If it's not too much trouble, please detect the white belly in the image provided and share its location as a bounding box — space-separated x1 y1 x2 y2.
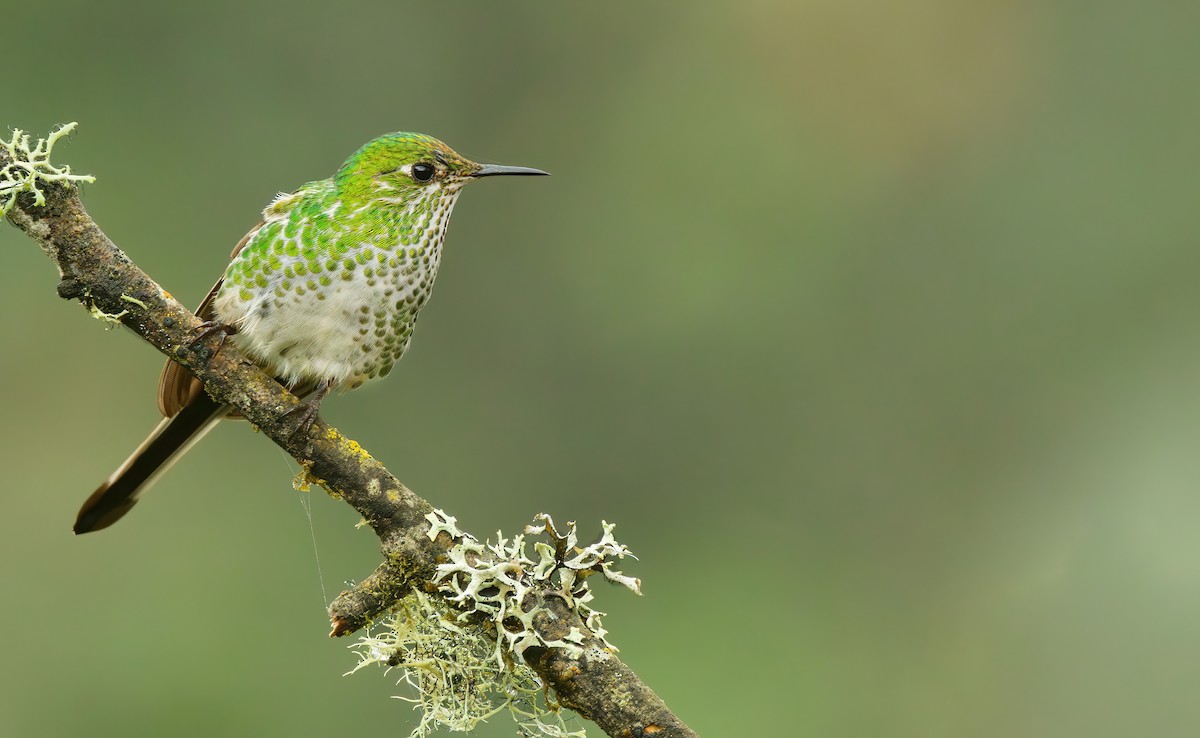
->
213 256 433 390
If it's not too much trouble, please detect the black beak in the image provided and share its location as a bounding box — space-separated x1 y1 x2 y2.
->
472 164 550 178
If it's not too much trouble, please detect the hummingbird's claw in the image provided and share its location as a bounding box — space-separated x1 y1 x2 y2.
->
281 379 334 441
283 400 321 440
189 320 237 360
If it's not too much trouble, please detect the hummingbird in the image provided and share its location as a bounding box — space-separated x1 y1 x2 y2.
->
74 132 548 534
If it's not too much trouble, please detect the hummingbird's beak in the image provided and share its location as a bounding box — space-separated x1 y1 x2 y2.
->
472 164 550 178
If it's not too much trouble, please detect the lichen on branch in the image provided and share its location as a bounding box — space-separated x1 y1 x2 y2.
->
348 515 641 737
1 123 94 216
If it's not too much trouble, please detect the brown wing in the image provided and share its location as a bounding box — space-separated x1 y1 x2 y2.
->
156 223 262 417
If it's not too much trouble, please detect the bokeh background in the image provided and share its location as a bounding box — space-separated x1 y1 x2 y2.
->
4 1 1200 736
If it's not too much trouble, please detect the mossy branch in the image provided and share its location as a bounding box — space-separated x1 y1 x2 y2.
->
1 127 696 738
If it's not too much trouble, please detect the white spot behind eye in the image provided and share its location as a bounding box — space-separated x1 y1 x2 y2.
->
377 163 439 188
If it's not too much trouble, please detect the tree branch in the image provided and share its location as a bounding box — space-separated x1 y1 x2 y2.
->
2 139 696 738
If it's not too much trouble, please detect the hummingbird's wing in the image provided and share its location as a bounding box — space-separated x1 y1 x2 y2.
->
155 218 320 417
156 221 263 417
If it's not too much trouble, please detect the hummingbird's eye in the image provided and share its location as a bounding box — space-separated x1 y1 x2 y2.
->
410 163 436 183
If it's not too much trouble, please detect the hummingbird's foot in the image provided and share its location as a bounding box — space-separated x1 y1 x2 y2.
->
284 401 321 439
188 320 237 360
282 379 333 440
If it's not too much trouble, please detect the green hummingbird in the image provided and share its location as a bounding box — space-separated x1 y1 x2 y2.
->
74 132 547 534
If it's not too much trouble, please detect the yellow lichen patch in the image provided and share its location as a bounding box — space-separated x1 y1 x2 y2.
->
292 461 327 493
325 425 375 463
345 438 373 461
292 465 314 492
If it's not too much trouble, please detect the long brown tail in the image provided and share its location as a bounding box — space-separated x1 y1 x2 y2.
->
75 393 229 534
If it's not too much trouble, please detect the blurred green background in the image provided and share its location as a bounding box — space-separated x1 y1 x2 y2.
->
4 1 1200 736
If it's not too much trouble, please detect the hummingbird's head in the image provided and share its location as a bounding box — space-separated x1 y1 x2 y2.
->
334 132 547 207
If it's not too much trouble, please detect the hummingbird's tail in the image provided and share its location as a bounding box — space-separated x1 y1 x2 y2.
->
75 393 229 534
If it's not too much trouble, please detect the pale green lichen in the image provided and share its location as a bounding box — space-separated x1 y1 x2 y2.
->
1 123 95 217
81 289 128 328
350 514 641 737
425 509 463 542
119 293 149 310
348 590 585 738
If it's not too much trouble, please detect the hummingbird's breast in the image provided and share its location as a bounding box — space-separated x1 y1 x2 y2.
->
212 191 457 390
